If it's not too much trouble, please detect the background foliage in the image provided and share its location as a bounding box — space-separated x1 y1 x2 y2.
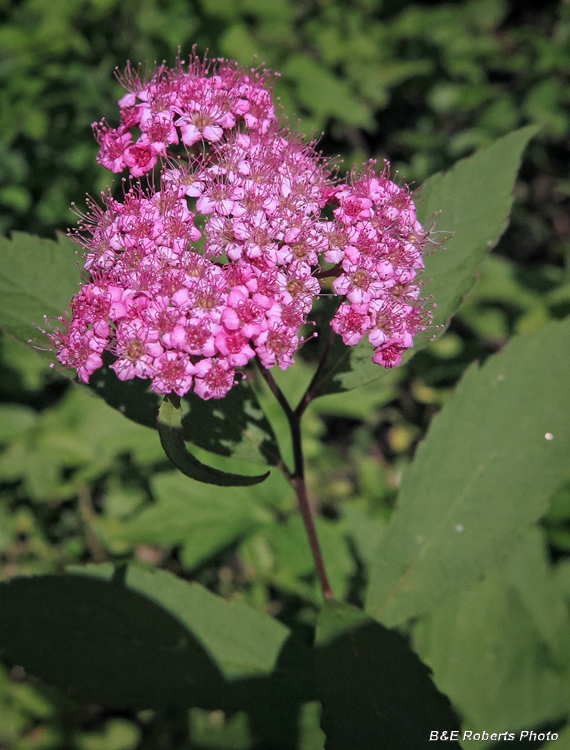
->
1 0 570 747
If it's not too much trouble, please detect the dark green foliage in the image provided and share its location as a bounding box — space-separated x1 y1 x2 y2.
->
316 601 461 749
0 565 314 710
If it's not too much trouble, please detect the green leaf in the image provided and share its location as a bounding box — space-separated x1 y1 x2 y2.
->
79 718 141 750
545 726 570 748
190 707 252 749
418 125 539 330
0 404 36 443
413 537 569 738
505 527 570 666
39 387 164 468
0 388 164 499
315 601 460 749
311 126 538 397
0 565 313 710
0 232 80 345
158 395 270 487
87 357 162 431
298 702 326 750
366 316 570 626
180 382 281 466
112 470 289 569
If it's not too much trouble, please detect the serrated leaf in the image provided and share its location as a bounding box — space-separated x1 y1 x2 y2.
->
505 527 570 666
0 232 80 345
181 383 281 466
311 126 538 396
89 360 281 467
413 540 569 739
315 601 460 750
418 125 539 330
366 316 570 626
0 565 313 710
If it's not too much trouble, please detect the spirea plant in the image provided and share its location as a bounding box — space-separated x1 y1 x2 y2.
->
46 53 434 596
0 52 568 748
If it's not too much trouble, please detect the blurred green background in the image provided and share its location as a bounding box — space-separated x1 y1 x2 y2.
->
1 0 570 747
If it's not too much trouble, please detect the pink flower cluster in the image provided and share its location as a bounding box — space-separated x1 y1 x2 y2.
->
49 53 432 400
327 168 432 368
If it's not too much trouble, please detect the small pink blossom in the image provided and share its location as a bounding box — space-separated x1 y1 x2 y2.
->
194 358 236 400
331 302 371 346
151 351 196 396
123 135 159 177
215 328 255 367
93 123 133 173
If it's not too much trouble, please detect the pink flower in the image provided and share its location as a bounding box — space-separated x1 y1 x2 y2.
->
141 111 179 154
215 328 255 367
372 338 408 369
151 351 196 396
93 123 133 173
51 53 433 401
112 320 163 381
178 114 223 146
255 325 299 370
194 357 236 400
331 302 371 346
123 135 159 177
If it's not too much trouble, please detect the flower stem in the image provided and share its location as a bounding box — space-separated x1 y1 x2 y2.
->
255 358 334 601
295 327 336 417
314 262 342 280
289 410 334 601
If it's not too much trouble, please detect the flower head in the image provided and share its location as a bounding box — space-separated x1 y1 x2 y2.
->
49 52 433 399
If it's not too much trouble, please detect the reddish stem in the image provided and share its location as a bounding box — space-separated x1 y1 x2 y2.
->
256 359 334 601
314 262 342 280
290 411 334 600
